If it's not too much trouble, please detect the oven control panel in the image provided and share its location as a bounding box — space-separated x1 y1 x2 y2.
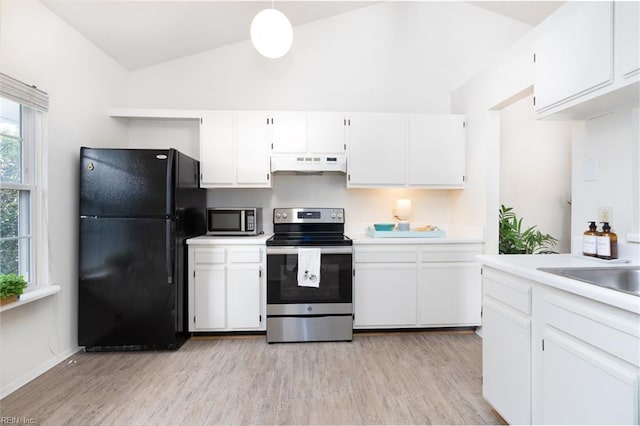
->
273 208 344 224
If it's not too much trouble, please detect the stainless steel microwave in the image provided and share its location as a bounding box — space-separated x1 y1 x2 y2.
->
206 208 263 236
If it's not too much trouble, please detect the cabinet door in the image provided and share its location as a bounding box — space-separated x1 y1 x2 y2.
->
615 1 640 80
200 111 234 186
354 263 416 327
419 263 480 326
270 111 307 154
543 329 639 425
236 111 271 186
347 114 407 187
408 115 465 187
535 2 613 112
307 112 346 154
227 264 262 329
482 298 531 425
193 267 226 329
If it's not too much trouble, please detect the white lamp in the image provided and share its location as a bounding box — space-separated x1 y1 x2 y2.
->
250 7 293 59
395 199 412 231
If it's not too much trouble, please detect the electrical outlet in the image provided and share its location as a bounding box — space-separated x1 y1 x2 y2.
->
597 206 613 223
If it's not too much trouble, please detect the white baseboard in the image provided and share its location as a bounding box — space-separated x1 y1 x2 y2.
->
1 346 80 399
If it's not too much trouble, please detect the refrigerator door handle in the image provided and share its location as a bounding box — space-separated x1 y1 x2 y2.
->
166 221 174 284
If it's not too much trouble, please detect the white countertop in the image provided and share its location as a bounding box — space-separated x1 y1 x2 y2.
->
187 234 272 245
351 234 484 244
477 254 640 314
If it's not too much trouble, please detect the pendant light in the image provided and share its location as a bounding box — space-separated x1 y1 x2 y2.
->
250 1 293 59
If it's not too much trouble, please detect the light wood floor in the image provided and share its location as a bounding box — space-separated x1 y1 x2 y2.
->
1 331 505 425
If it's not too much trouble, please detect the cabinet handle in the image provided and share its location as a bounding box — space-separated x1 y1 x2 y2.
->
267 173 270 181
348 119 351 126
344 119 346 126
270 118 274 125
266 117 269 125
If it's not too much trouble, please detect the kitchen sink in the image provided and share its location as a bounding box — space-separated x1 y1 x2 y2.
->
537 266 640 297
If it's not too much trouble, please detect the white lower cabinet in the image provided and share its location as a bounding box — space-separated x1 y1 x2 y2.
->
227 264 262 329
482 268 533 425
193 267 226 329
419 263 481 326
353 242 482 329
542 329 638 425
481 266 640 425
354 263 417 327
188 243 265 331
482 299 531 425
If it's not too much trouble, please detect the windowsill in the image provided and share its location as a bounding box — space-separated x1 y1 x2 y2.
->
0 285 61 313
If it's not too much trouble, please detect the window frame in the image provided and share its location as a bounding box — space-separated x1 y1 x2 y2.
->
1 99 41 289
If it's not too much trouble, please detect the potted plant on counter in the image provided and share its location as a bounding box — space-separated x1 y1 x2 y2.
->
499 204 558 254
0 273 28 306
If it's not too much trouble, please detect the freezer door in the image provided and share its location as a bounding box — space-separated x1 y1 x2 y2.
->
78 217 181 349
80 147 175 217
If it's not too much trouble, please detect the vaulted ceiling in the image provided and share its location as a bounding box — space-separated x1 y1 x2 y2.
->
41 1 564 70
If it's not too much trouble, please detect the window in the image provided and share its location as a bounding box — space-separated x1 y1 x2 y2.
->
1 98 34 282
0 73 48 288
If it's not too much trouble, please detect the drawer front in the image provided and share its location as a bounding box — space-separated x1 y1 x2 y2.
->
483 268 532 315
420 244 482 262
355 248 417 263
544 291 640 367
227 247 262 263
194 248 226 264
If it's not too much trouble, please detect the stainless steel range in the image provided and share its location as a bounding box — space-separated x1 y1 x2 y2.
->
266 208 353 343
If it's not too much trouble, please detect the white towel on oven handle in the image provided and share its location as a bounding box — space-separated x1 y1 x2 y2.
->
297 248 321 288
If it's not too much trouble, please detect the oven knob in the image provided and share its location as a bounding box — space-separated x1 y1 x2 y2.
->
331 212 336 219
337 211 343 219
275 212 281 219
282 212 288 219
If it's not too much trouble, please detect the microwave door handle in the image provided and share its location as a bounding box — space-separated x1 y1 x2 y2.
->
240 210 246 232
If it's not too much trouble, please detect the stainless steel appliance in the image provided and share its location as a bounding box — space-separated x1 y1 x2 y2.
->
206 207 263 236
266 208 353 343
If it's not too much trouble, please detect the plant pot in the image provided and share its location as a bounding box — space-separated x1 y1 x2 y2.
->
0 295 18 306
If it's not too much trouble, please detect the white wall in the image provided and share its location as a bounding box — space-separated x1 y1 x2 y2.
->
126 2 530 113
0 0 128 398
500 95 573 253
125 1 531 231
452 2 639 258
571 107 639 256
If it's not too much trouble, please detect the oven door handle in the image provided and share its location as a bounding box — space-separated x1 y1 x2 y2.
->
266 246 353 255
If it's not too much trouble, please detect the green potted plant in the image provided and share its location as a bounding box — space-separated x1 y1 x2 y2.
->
0 273 28 306
499 205 558 254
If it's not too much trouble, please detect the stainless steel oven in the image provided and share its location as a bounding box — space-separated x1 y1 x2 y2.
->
266 208 353 343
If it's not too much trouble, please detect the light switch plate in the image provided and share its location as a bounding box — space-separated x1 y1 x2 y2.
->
583 158 597 182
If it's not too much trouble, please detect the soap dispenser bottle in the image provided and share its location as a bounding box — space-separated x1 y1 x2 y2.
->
582 221 598 257
596 222 618 260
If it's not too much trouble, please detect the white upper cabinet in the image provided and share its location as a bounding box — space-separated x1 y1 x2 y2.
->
615 1 640 81
408 114 465 188
200 111 234 186
236 112 271 186
534 2 640 119
269 112 307 153
534 2 614 113
306 112 346 154
200 111 271 188
347 113 407 187
269 111 346 155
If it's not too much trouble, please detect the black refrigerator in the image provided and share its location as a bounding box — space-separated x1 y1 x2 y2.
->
78 147 206 351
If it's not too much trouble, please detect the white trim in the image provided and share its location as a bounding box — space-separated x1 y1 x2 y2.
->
0 344 78 399
0 285 60 313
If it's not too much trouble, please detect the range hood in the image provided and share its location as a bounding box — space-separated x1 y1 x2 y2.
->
271 155 347 174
